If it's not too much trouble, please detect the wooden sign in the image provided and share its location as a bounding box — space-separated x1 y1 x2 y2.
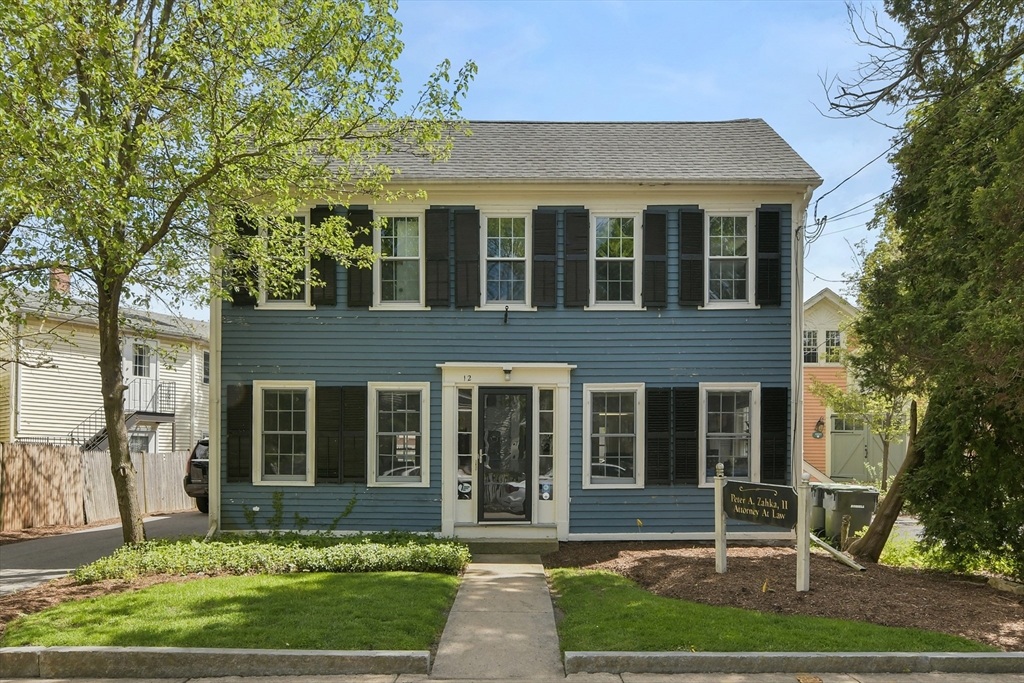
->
722 481 798 529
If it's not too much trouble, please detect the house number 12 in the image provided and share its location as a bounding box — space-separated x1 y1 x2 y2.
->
463 375 472 382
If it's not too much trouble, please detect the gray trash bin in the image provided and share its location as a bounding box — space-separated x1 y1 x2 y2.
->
809 483 830 535
823 485 879 542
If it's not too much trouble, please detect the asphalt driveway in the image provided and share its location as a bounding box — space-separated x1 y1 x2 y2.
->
0 511 209 595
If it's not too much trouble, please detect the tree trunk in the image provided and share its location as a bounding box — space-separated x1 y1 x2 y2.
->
847 400 921 562
96 281 147 545
881 438 890 491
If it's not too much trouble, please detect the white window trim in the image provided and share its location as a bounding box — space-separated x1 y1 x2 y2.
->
368 381 431 488
372 212 428 310
478 211 535 311
823 329 843 365
257 211 315 310
587 212 643 310
698 382 761 488
582 382 645 490
701 211 757 310
252 379 316 486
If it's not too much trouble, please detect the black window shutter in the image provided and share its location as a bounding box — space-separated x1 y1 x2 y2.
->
346 209 374 307
678 209 704 307
226 383 253 482
454 209 480 307
674 387 699 484
755 209 782 306
642 211 668 308
316 386 342 483
761 387 789 484
532 210 557 308
425 208 451 307
564 210 589 308
230 216 258 307
309 206 338 306
645 388 672 486
341 386 367 482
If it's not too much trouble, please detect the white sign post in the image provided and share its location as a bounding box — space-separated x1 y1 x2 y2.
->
796 472 810 592
714 463 727 573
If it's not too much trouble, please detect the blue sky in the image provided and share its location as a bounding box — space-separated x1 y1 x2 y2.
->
394 0 903 302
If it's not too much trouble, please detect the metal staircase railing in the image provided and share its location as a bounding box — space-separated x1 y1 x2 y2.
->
68 379 176 450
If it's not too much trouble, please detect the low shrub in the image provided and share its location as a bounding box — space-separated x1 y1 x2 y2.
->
75 534 471 582
880 535 1014 578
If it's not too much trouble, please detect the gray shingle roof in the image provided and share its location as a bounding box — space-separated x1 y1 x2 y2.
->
368 120 821 185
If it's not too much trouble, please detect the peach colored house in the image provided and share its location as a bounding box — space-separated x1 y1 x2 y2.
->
802 287 907 482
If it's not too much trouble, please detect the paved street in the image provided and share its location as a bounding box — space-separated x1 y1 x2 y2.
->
0 511 210 595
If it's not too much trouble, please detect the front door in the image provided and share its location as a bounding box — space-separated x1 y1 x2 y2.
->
478 388 531 522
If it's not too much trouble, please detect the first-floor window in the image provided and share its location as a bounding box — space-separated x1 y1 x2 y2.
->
583 384 644 488
254 380 315 484
370 382 430 486
701 383 759 485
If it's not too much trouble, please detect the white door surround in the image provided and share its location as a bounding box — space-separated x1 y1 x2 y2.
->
438 362 574 540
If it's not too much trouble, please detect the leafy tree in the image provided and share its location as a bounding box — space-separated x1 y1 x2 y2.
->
826 1 1023 567
808 375 909 490
0 0 475 544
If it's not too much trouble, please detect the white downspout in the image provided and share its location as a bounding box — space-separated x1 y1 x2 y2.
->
792 185 814 488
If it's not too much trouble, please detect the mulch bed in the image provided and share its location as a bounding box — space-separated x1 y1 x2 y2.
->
542 541 1024 651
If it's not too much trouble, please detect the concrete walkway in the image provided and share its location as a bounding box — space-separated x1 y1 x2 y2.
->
430 554 562 680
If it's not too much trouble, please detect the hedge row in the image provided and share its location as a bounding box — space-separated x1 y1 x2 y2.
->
74 536 471 582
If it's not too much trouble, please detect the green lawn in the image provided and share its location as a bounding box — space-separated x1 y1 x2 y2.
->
550 569 995 653
2 572 460 650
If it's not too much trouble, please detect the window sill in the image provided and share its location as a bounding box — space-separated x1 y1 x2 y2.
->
476 304 536 312
698 303 760 311
256 303 316 311
252 479 315 487
367 480 430 488
370 304 430 311
584 304 646 312
698 478 758 489
582 482 644 490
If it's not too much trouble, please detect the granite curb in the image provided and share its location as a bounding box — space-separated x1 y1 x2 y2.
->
0 646 430 678
563 651 1024 675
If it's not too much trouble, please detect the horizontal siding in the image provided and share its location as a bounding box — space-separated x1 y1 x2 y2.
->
14 322 208 450
220 203 794 534
0 364 10 442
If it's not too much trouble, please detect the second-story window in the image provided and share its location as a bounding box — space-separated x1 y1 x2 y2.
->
825 330 842 362
803 330 818 363
485 217 527 304
260 216 311 308
376 216 423 307
132 343 151 378
707 214 751 303
593 215 638 306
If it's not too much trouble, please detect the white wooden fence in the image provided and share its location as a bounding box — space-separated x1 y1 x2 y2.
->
0 443 195 531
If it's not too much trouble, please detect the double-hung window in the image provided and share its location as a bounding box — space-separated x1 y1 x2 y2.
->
592 215 640 307
699 383 759 485
483 215 529 306
803 330 818 363
253 380 315 485
583 384 644 488
376 215 424 307
369 382 430 486
706 213 753 305
824 330 842 362
260 216 312 308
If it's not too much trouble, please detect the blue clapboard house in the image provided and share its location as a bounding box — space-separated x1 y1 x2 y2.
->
210 120 822 542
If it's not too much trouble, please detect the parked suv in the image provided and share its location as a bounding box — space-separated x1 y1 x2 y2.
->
182 438 209 513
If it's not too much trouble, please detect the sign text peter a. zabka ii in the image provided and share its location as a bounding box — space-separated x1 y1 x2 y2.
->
722 481 798 529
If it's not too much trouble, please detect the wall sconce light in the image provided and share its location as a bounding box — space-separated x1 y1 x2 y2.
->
503 365 512 382
812 416 825 439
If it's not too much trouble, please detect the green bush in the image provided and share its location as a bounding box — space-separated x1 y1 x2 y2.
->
75 534 471 582
880 535 1014 578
